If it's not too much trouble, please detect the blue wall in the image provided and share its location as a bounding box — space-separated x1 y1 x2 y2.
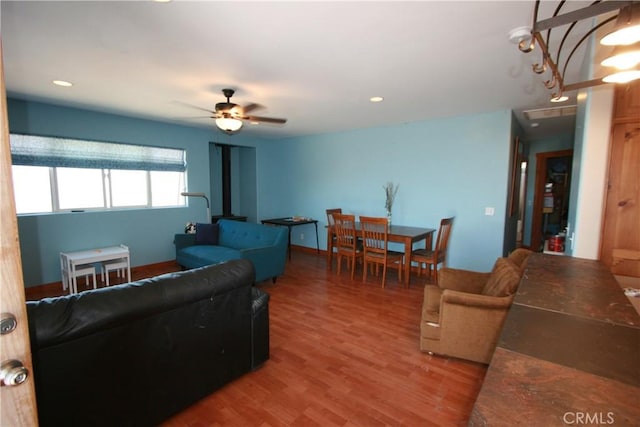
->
256 110 514 273
8 98 265 286
9 98 515 286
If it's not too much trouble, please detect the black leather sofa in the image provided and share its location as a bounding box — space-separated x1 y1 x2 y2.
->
26 259 269 427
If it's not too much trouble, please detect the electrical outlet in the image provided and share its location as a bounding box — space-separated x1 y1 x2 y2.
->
300 233 304 240
485 207 495 216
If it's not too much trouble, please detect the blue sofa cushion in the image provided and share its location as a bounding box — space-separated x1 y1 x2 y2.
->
195 223 219 245
179 245 242 268
218 220 283 250
174 219 288 283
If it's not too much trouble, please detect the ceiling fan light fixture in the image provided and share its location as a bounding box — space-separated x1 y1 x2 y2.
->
550 95 569 103
601 43 640 69
215 117 243 133
600 3 640 46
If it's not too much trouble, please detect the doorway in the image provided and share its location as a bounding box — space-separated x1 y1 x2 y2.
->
530 149 573 252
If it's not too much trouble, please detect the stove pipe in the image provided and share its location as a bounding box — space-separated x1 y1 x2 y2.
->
221 145 232 217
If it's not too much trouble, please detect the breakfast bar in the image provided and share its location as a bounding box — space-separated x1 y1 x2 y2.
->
470 254 640 425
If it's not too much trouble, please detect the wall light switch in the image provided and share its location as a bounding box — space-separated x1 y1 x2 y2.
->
485 207 495 216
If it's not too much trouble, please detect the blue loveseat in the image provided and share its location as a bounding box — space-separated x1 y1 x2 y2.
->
174 219 288 283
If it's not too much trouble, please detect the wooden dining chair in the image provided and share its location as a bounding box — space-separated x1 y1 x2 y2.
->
360 216 404 288
325 208 342 270
410 217 454 285
332 213 362 280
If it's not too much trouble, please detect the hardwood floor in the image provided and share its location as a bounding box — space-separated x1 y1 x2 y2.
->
26 251 487 426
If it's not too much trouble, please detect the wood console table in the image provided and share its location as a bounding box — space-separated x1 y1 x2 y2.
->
470 254 640 425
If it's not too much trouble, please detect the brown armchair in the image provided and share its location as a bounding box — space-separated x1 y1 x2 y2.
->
420 249 532 364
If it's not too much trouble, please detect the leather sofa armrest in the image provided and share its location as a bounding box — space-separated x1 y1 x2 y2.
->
438 268 490 294
251 287 270 315
251 287 270 369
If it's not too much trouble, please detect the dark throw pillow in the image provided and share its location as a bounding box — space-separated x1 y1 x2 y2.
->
195 223 219 245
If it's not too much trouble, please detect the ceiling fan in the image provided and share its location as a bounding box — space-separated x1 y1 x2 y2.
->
185 88 287 135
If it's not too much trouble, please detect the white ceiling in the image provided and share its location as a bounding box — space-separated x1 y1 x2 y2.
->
2 0 599 140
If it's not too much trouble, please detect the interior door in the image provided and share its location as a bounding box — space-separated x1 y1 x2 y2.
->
530 149 573 251
600 118 640 276
0 41 40 425
600 81 640 276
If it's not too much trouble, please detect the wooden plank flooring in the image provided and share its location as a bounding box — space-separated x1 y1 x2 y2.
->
26 251 487 426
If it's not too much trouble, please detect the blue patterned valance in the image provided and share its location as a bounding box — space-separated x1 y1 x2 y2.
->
10 133 186 172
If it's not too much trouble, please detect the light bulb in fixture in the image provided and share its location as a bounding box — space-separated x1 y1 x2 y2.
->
215 116 243 133
601 43 640 69
602 68 640 84
600 3 640 46
53 80 73 87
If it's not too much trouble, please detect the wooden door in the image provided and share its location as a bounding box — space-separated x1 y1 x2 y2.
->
530 149 573 251
0 42 40 425
601 81 640 276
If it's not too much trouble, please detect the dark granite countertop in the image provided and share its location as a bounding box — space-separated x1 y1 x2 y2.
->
471 254 640 426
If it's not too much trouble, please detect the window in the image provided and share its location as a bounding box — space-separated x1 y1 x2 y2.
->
10 134 187 214
12 165 52 214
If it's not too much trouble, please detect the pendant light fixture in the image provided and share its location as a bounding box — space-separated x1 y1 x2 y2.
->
516 1 640 102
600 3 640 46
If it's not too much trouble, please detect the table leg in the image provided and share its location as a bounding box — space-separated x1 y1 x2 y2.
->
287 225 292 261
326 227 334 270
60 254 67 292
70 262 77 295
314 222 320 253
403 239 412 287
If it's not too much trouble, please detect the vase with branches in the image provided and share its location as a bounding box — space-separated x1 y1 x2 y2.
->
383 182 398 224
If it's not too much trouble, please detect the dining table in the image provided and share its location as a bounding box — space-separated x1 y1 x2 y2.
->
327 223 436 285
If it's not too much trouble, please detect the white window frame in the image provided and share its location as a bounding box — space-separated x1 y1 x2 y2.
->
10 133 187 214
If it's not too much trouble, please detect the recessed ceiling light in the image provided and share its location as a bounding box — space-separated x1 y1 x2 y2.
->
52 80 73 87
530 122 539 128
370 96 383 103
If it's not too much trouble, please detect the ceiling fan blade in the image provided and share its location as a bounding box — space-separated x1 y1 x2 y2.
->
242 103 263 114
245 115 287 124
173 101 215 114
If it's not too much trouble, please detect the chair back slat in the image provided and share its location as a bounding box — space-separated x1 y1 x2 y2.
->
360 216 388 255
359 215 403 287
333 213 358 251
326 208 342 227
435 217 454 255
